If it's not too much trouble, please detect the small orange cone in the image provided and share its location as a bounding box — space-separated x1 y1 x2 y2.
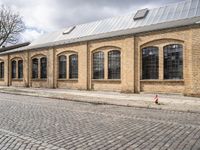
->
154 94 159 104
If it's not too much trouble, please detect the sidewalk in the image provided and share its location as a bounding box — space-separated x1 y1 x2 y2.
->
0 86 200 113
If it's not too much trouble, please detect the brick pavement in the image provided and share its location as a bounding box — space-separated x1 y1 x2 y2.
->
0 93 199 150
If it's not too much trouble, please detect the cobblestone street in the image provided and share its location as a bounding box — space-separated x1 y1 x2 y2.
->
0 93 199 150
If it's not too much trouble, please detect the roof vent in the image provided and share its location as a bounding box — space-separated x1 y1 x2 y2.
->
134 8 149 20
63 26 76 34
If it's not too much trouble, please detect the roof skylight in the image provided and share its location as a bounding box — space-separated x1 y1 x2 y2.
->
134 8 149 20
63 26 76 34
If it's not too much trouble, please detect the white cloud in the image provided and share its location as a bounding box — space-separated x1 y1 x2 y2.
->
20 28 45 42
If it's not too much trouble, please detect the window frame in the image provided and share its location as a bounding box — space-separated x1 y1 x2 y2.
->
11 60 17 79
141 46 159 80
40 57 47 79
32 58 39 79
18 60 23 79
108 50 121 80
92 51 104 80
163 44 183 80
58 55 67 79
69 54 78 79
0 62 4 79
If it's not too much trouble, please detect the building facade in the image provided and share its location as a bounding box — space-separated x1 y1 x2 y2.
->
0 0 200 96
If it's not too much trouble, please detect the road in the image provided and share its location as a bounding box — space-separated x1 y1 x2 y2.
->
0 93 199 150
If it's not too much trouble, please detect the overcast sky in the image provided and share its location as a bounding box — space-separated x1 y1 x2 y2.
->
0 0 184 42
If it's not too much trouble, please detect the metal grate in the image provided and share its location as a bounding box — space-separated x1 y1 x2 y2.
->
0 62 4 79
93 51 104 79
108 50 121 79
59 55 67 79
142 47 159 80
69 54 78 79
32 58 38 79
164 44 183 79
12 60 17 79
40 57 47 79
18 60 23 79
134 8 149 20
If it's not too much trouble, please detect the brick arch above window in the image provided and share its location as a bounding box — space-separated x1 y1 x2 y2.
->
57 50 77 57
140 38 184 49
31 54 47 59
91 46 121 53
11 57 23 61
0 59 4 63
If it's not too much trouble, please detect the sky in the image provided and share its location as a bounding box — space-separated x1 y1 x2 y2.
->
0 0 184 42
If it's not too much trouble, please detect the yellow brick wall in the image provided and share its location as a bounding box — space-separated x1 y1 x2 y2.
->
9 52 29 87
184 27 200 96
29 49 49 88
135 27 192 94
54 43 88 90
0 55 8 86
88 36 134 92
0 25 199 96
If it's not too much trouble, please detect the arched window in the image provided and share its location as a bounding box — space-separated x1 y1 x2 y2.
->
12 60 16 79
40 57 47 79
18 60 23 79
93 51 104 79
164 44 183 79
32 58 38 79
142 47 159 79
108 50 121 79
58 55 66 79
0 62 4 79
69 54 78 79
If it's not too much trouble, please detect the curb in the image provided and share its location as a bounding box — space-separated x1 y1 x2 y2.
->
0 89 200 114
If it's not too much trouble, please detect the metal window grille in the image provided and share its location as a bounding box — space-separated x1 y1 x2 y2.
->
32 58 38 79
12 60 16 79
164 44 183 79
93 51 104 79
59 55 67 79
108 50 121 79
18 60 23 79
40 57 47 79
142 47 159 79
0 62 4 79
69 54 78 79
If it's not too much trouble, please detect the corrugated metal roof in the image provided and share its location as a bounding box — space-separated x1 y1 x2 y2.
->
0 42 30 52
1 0 200 55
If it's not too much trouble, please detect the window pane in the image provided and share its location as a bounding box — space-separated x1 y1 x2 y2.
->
93 51 104 79
0 62 4 79
40 57 47 79
59 55 66 79
18 60 23 79
142 47 159 79
69 54 78 79
164 44 183 79
32 58 38 79
12 60 16 79
108 50 121 79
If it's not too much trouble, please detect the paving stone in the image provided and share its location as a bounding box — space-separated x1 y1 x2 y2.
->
0 93 199 149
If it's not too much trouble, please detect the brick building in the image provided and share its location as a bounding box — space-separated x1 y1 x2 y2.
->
0 0 200 96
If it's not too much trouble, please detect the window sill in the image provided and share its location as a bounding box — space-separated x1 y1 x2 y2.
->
0 79 4 81
32 79 47 81
12 79 23 81
140 79 184 82
92 79 121 83
57 79 78 82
